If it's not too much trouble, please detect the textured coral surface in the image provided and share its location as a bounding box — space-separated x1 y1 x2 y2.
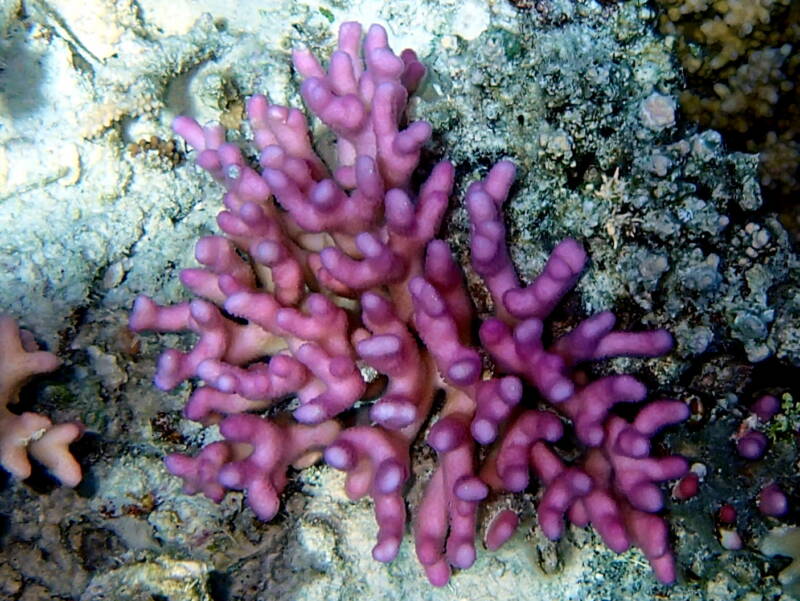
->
655 0 800 232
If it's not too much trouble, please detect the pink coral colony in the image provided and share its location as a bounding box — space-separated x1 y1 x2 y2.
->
0 315 83 487
130 22 690 585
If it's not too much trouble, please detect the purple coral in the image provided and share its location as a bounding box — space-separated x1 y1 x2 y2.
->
759 482 790 517
456 162 688 583
131 22 688 585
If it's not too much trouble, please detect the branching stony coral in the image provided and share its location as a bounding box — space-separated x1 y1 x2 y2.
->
0 314 83 486
130 22 690 585
655 0 800 198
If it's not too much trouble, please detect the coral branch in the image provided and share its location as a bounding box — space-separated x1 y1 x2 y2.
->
0 315 83 486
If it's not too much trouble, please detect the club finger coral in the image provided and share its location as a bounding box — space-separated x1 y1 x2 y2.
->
130 21 689 586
